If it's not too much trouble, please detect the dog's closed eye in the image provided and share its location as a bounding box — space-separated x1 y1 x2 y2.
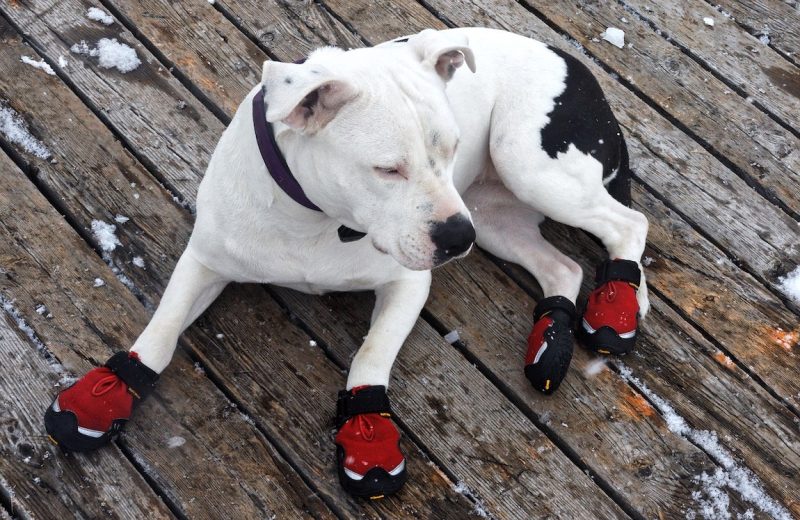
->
374 166 407 179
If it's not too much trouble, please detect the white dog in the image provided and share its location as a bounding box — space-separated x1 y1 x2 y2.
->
46 28 649 499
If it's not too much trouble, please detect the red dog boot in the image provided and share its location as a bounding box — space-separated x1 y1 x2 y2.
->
580 259 641 355
334 385 407 499
44 351 158 452
525 296 576 394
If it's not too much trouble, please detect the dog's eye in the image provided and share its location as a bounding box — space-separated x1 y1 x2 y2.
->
374 166 402 177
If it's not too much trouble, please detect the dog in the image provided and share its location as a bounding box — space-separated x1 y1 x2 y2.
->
45 27 649 499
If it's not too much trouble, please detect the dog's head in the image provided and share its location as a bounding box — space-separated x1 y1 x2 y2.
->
261 29 476 271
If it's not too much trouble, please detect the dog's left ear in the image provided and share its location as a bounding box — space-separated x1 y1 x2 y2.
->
261 60 359 133
412 29 476 82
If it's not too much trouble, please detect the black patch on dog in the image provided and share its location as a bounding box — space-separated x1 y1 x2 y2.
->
540 46 629 204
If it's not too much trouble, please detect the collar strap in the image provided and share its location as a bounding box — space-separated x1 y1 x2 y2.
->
252 86 367 242
104 351 159 400
594 259 641 286
336 385 392 429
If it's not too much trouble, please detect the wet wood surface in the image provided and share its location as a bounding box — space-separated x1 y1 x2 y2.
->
0 0 798 518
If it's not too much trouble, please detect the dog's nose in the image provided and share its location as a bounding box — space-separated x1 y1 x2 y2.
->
431 214 476 262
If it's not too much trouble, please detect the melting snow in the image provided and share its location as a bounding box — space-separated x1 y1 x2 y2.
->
0 104 51 159
778 267 800 303
91 220 122 252
70 38 141 73
444 330 460 344
58 55 68 68
617 364 791 520
114 214 130 224
93 277 106 288
20 56 55 75
86 7 114 25
132 256 145 268
583 358 607 377
703 17 715 27
452 481 491 518
167 436 186 448
602 27 625 49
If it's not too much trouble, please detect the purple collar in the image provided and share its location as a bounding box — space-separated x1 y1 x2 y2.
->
252 86 366 242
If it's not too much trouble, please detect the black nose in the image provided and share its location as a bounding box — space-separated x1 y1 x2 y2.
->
431 214 476 263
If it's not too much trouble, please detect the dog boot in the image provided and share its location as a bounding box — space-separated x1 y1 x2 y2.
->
579 259 641 355
44 351 158 451
525 296 576 394
334 385 407 499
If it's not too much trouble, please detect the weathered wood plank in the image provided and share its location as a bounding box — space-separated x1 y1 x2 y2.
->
0 22 476 517
212 0 363 60
0 200 174 518
713 0 800 65
1 0 222 201
0 152 336 519
340 0 800 405
515 0 800 215
620 0 800 132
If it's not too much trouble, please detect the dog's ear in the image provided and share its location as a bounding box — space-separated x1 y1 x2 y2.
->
261 60 359 133
411 29 476 82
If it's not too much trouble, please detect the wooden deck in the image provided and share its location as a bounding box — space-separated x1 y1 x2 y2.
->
0 0 798 518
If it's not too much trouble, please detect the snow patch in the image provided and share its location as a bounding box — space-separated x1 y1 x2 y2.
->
1 296 73 381
0 103 51 159
778 266 800 303
703 17 715 27
86 7 114 25
20 56 55 75
617 364 791 520
132 256 145 268
93 277 106 288
444 330 460 344
452 481 491 518
91 220 122 252
602 27 625 49
58 55 68 68
114 214 129 224
70 38 141 73
167 436 185 448
583 358 607 377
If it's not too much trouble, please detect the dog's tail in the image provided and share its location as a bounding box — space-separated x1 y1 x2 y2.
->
605 133 632 207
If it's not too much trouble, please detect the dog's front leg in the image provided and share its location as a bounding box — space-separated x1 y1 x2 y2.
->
45 248 228 451
334 270 431 498
131 249 229 373
348 271 431 389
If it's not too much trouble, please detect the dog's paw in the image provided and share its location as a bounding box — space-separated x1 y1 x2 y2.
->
334 386 407 499
579 259 640 355
525 296 576 395
44 351 157 452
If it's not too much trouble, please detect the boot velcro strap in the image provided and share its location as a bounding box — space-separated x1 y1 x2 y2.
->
336 386 392 429
595 259 641 286
105 352 159 400
534 295 577 322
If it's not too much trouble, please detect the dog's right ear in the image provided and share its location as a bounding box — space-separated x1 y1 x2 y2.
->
261 60 359 134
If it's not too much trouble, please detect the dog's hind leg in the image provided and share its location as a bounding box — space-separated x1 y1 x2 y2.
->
463 181 581 394
334 270 430 498
491 139 649 357
45 248 228 452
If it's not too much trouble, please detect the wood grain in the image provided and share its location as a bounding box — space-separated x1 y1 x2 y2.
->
620 0 800 132
713 0 800 65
